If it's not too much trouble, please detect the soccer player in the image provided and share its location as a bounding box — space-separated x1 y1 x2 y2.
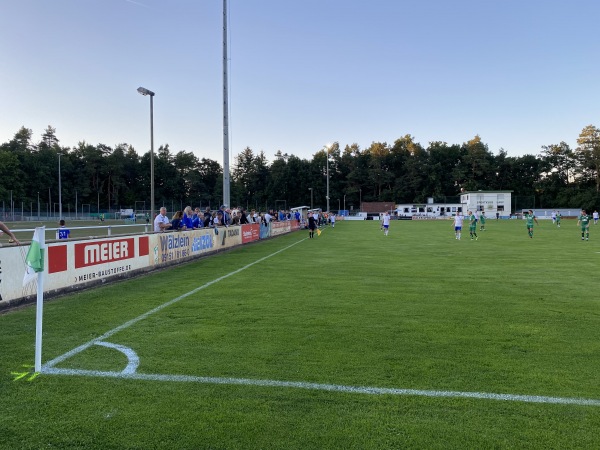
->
593 210 599 225
468 211 478 240
479 210 486 231
524 209 538 238
381 212 390 236
551 210 557 224
330 213 336 228
556 212 561 228
577 209 591 241
452 212 464 240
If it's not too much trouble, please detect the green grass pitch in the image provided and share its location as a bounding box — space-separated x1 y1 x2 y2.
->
1 218 600 448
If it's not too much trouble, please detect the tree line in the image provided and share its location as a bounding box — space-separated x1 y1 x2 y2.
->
1 124 600 215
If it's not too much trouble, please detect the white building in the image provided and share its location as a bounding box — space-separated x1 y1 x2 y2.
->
395 200 463 218
460 191 512 217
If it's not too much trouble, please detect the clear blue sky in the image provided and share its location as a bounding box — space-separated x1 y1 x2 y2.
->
1 0 598 164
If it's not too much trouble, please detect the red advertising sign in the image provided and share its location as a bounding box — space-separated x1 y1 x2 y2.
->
75 238 136 268
241 224 260 243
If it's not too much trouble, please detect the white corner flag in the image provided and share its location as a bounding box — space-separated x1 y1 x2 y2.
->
23 227 45 286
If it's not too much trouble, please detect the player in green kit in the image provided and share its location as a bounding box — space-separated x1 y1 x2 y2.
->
525 210 538 238
479 211 486 231
468 211 478 240
556 212 561 227
577 209 591 240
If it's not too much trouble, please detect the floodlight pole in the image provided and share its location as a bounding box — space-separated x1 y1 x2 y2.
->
222 0 231 209
58 152 62 220
137 86 155 219
326 153 329 213
309 187 313 210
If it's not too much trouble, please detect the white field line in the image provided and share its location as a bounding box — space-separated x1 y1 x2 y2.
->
40 233 600 407
42 367 600 407
42 238 306 370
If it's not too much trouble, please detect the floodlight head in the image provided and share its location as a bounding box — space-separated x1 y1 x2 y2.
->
137 86 155 96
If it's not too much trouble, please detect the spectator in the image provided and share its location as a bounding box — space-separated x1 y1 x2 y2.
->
203 207 212 227
181 206 194 230
58 219 70 239
264 211 273 224
192 208 204 228
154 207 172 232
239 208 249 224
218 205 229 226
171 211 184 231
216 211 227 227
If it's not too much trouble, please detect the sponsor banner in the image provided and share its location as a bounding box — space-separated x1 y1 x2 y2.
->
271 221 291 236
52 236 150 288
148 226 242 266
259 223 271 239
0 235 151 306
241 224 260 244
291 220 301 230
0 246 32 305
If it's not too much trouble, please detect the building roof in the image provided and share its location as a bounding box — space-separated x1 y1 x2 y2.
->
461 190 513 194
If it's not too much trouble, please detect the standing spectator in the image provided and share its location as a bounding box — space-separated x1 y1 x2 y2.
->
0 220 20 244
264 211 273 224
192 208 203 228
154 207 172 232
58 219 70 239
171 211 184 231
203 207 212 227
213 211 222 227
181 206 194 230
218 206 231 226
240 208 249 224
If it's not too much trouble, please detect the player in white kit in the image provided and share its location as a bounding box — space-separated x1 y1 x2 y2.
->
453 212 464 240
381 212 391 236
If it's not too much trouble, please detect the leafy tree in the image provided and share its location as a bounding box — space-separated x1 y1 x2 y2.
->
576 125 600 192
